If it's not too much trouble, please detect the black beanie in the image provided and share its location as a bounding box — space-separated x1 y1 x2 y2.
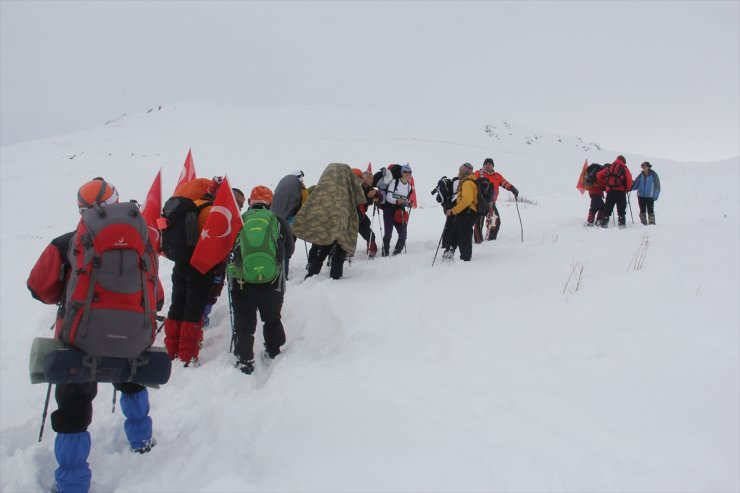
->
483 158 494 166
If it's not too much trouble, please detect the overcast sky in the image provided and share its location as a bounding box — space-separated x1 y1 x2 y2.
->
1 1 738 161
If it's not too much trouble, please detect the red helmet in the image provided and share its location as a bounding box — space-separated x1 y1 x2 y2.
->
249 185 273 205
77 179 119 211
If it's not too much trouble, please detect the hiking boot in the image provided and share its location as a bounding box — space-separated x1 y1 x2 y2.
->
600 217 609 228
648 213 656 225
442 249 455 260
618 216 626 228
392 239 405 255
132 437 156 454
639 213 647 225
237 360 254 375
183 358 200 368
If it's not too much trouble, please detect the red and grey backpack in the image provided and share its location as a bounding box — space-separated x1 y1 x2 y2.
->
59 201 159 359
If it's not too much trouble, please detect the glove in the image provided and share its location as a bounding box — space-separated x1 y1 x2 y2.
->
510 186 519 198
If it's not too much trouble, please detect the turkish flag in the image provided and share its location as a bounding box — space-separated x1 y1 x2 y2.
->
190 176 244 274
366 161 373 173
174 148 197 193
141 169 162 247
576 159 588 194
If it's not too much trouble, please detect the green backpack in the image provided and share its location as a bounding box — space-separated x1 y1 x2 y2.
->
229 208 281 284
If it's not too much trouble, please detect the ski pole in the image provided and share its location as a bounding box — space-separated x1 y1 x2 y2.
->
38 383 52 442
627 191 634 224
514 196 523 243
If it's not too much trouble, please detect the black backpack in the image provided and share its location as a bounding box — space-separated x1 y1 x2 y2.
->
372 164 402 191
431 176 459 209
160 196 211 262
475 177 494 215
584 164 604 187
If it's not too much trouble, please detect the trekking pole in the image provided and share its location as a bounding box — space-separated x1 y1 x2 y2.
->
112 389 117 414
432 230 445 266
38 383 52 442
627 191 634 224
403 205 410 253
376 204 384 239
228 281 235 354
514 196 524 243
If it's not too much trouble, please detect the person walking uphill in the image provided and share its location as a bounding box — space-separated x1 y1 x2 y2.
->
631 161 661 225
27 179 164 493
473 158 519 242
445 163 479 261
228 186 294 374
161 176 223 366
382 163 414 255
596 155 633 229
293 163 366 279
271 170 308 278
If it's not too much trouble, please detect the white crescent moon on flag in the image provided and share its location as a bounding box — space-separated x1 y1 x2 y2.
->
210 206 233 238
148 226 161 242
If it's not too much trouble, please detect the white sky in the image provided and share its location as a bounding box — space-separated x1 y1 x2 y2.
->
1 0 738 161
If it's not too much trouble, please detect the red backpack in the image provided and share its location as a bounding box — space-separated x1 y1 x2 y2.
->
59 202 159 359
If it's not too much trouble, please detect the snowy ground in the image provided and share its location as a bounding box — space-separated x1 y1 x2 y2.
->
1 102 738 492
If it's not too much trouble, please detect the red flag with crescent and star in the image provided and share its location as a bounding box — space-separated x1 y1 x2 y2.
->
190 176 244 274
174 148 197 194
141 168 162 247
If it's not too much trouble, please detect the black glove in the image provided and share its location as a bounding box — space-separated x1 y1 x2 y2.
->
510 186 519 198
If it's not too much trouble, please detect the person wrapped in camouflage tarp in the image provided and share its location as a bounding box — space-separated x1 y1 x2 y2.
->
293 163 366 279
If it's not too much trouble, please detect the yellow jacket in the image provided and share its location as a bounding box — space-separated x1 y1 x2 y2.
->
451 175 478 215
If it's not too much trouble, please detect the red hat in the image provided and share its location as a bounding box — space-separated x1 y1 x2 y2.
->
249 185 273 205
351 168 363 178
77 179 119 211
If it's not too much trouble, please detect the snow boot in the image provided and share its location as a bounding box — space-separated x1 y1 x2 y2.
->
648 213 656 225
587 211 595 226
639 213 647 225
54 432 91 493
618 215 626 229
119 388 154 453
392 239 405 255
381 239 390 257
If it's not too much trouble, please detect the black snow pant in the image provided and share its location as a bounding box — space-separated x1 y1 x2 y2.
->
168 261 215 323
454 210 478 261
230 279 286 364
358 213 376 244
51 382 144 433
602 190 627 226
441 214 457 251
589 193 605 216
306 242 347 279
637 197 655 215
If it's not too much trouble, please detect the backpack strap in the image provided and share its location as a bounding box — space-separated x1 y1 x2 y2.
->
77 255 102 340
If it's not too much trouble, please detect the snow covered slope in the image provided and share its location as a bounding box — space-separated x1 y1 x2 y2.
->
1 102 738 492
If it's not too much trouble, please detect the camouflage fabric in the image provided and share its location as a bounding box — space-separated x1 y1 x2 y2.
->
292 163 366 256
